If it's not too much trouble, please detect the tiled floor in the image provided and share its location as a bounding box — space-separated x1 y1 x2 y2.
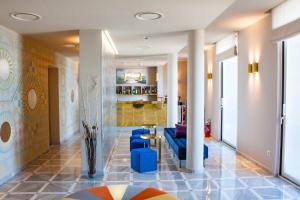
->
1 131 300 200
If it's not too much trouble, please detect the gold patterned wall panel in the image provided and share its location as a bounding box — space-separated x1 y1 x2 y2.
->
0 25 79 184
117 102 167 126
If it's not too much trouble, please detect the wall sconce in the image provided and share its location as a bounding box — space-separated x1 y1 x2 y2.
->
207 73 213 80
248 64 253 74
253 62 259 73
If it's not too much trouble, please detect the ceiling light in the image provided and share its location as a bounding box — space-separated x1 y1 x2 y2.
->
136 45 152 50
135 12 163 21
9 12 41 21
63 44 78 48
103 30 119 55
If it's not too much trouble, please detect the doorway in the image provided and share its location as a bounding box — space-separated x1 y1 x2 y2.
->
280 34 300 186
48 67 60 145
220 56 238 148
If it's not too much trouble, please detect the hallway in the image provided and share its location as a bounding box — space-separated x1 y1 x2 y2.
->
0 131 300 199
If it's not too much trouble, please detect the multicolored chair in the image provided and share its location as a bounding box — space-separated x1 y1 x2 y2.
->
131 148 157 173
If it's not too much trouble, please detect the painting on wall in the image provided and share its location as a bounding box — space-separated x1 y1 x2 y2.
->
116 68 147 84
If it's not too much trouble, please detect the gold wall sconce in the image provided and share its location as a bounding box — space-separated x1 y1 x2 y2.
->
248 64 253 74
253 62 259 73
248 62 259 74
207 73 213 80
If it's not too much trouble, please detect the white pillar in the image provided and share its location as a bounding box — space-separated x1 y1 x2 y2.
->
187 29 205 172
79 30 103 176
167 53 178 127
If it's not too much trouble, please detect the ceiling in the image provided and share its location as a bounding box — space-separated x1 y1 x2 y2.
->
0 0 235 58
0 0 284 67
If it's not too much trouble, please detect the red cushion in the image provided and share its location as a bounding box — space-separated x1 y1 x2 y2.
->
175 124 187 138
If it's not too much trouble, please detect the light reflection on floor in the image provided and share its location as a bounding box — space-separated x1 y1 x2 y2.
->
0 130 299 200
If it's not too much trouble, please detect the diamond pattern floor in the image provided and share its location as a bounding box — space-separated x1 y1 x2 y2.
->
0 131 300 200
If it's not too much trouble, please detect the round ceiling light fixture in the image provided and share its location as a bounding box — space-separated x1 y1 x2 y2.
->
135 12 163 21
9 12 41 21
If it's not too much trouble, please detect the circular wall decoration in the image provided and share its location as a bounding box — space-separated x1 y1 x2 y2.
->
28 89 37 110
0 59 10 81
0 122 11 143
0 112 15 153
71 89 75 103
0 48 15 90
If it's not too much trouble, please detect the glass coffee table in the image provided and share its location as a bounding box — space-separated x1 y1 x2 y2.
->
142 123 157 146
140 134 162 163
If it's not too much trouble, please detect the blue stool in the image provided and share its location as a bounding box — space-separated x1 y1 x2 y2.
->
132 129 150 136
130 135 142 143
130 139 150 151
131 148 157 173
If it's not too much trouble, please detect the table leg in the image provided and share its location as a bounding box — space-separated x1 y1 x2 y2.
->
158 138 161 163
154 127 157 147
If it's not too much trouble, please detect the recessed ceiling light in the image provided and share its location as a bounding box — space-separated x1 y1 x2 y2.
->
9 12 41 21
135 12 163 21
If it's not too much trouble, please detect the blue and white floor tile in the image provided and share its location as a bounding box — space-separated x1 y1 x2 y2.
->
0 130 300 199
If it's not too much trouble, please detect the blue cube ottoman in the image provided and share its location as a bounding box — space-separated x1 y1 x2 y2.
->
131 148 157 173
130 139 150 151
132 129 150 136
130 135 142 143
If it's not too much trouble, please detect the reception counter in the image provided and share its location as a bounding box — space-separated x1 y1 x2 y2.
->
117 101 167 126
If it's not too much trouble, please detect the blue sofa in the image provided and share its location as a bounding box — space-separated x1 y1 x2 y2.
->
164 128 208 168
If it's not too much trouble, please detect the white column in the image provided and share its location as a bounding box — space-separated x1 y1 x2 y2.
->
167 53 178 127
187 29 205 172
79 30 103 176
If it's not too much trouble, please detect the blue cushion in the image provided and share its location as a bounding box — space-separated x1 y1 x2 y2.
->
130 139 150 151
164 128 209 160
131 148 157 173
130 135 141 143
132 129 150 136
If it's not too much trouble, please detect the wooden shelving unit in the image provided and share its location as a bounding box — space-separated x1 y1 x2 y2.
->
116 85 157 96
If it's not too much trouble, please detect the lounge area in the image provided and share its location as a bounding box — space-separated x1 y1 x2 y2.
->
1 0 300 199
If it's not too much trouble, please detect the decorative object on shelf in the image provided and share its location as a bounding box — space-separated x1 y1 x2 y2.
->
80 77 101 178
116 85 157 96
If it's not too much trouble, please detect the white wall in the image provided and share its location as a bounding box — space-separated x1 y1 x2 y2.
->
205 15 280 173
79 30 104 175
237 15 279 173
79 30 117 175
272 0 300 29
205 46 221 139
101 32 117 167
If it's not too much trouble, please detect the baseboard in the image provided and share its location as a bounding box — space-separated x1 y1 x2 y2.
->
236 149 275 175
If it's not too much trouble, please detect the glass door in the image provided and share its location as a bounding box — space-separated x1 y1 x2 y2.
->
221 56 238 148
281 34 300 185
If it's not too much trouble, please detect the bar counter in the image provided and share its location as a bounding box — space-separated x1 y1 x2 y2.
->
117 101 167 126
